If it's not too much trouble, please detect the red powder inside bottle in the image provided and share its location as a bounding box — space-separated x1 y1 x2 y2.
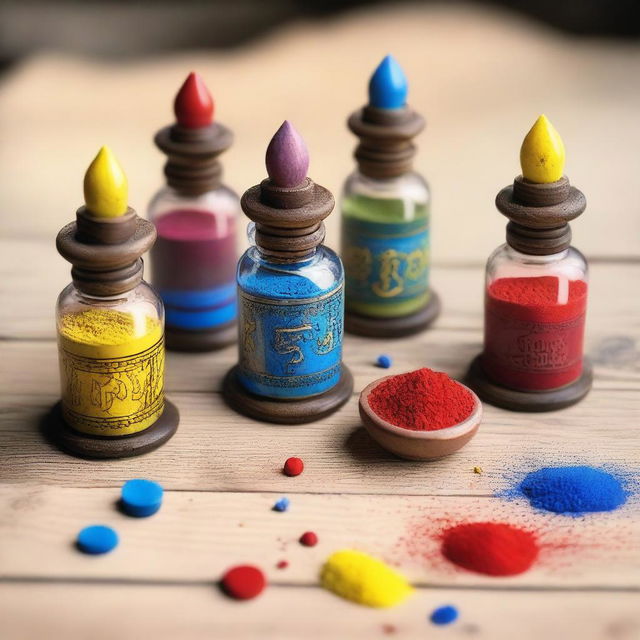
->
441 522 539 576
483 276 587 391
368 368 475 431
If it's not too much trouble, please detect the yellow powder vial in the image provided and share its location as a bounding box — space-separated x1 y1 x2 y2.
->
320 549 413 608
57 303 164 436
52 147 178 457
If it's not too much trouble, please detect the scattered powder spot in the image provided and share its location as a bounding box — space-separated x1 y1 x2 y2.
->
273 497 290 512
300 531 318 547
276 560 289 570
430 605 459 625
283 457 304 477
320 549 413 608
220 565 266 600
473 466 483 474
381 623 397 634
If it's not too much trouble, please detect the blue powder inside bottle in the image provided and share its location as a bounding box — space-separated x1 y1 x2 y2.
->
515 466 628 516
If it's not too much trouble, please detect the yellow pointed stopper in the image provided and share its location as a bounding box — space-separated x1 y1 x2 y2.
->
520 115 566 183
83 146 128 217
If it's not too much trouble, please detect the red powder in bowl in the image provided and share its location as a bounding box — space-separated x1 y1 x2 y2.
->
441 522 539 576
368 368 475 431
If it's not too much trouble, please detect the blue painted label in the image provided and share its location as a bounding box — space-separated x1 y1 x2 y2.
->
161 284 236 330
342 217 430 310
237 285 344 399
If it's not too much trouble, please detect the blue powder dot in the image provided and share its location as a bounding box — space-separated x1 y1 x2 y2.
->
273 497 290 512
121 479 164 517
518 466 627 515
76 525 118 555
430 605 459 625
376 354 392 369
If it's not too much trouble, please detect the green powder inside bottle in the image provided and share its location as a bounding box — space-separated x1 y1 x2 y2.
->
341 193 431 318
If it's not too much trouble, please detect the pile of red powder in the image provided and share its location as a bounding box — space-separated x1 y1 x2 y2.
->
441 522 539 576
368 368 475 431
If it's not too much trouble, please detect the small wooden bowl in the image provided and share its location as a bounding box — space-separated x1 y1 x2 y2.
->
359 376 482 461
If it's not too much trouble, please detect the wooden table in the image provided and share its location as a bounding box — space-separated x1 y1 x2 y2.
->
1 5 639 639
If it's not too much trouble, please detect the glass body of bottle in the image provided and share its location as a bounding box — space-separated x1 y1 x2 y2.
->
236 230 345 399
56 281 165 436
148 185 240 333
481 244 588 391
341 170 432 318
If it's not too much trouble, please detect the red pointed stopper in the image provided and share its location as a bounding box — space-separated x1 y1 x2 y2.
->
265 121 309 188
174 72 214 129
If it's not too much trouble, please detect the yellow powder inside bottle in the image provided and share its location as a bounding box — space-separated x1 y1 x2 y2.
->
58 309 164 436
320 550 413 608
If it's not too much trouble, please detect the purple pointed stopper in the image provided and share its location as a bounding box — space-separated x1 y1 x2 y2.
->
265 121 309 187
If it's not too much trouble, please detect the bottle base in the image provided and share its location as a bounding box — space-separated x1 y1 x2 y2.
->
345 290 440 338
465 355 593 412
222 364 354 424
42 399 179 459
165 321 236 352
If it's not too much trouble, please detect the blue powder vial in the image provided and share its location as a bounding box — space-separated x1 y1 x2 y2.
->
223 121 353 424
341 55 440 337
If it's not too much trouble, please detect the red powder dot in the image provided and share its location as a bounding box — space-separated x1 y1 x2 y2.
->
220 565 266 600
441 522 539 576
276 560 289 570
284 457 304 477
299 531 318 547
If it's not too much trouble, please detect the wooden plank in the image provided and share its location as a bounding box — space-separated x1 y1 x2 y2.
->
0 485 638 587
1 583 637 640
0 388 637 492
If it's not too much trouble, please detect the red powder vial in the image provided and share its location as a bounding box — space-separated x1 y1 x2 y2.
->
441 522 539 576
221 565 266 600
283 457 304 477
481 245 588 391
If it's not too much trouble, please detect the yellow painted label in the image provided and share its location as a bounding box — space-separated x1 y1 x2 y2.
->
520 114 565 183
58 310 164 436
83 146 129 218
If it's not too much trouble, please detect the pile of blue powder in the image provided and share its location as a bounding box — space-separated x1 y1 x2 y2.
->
514 466 628 515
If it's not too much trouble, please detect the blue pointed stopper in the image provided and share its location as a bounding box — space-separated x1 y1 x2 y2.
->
265 120 309 188
368 55 408 109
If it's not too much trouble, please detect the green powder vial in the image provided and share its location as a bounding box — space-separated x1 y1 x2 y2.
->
341 175 431 318
341 55 438 335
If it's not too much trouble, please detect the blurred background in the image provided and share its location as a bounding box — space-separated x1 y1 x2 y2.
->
0 0 639 263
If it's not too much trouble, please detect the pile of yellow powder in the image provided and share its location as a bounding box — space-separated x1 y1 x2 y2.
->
320 550 413 608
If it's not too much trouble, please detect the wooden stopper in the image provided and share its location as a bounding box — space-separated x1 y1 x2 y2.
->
56 206 156 296
154 123 232 195
348 105 424 179
496 175 586 255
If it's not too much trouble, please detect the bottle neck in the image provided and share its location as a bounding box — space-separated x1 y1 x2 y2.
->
248 222 321 265
504 243 570 264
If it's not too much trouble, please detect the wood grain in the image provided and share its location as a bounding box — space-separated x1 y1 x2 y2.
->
1 388 637 492
1 486 638 587
1 584 637 640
